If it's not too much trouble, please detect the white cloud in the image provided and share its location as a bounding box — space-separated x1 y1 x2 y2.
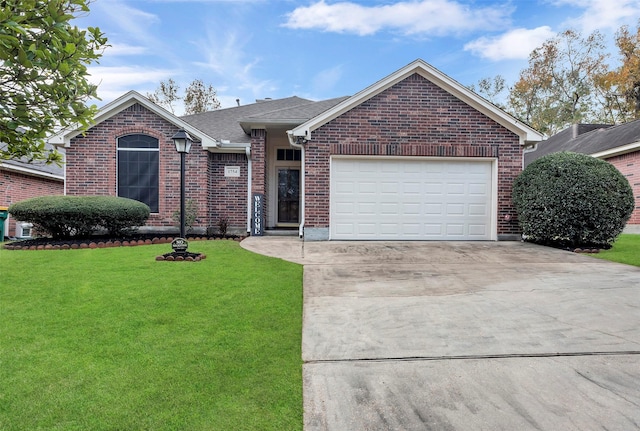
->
283 0 512 36
464 26 556 60
552 0 640 32
88 66 177 103
94 1 161 43
311 65 344 95
191 29 277 100
105 43 149 56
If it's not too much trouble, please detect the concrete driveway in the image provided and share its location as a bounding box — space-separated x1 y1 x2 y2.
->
241 238 640 430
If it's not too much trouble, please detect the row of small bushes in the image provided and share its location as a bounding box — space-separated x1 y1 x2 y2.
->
9 196 150 239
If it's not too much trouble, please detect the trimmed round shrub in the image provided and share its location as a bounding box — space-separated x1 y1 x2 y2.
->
8 196 150 239
513 152 634 249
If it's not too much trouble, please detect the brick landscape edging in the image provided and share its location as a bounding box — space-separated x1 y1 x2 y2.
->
2 236 247 251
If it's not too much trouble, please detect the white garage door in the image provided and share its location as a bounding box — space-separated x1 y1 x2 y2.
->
331 158 494 240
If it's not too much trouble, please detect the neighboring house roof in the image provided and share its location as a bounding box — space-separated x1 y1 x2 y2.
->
525 120 640 165
0 143 65 181
288 59 544 145
48 91 218 148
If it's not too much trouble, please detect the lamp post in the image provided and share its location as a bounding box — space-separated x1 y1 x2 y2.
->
172 129 193 240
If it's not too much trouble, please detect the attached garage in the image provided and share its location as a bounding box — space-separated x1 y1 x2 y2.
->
287 59 544 241
330 157 495 240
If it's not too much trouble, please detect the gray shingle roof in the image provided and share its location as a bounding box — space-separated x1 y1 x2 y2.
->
180 96 349 143
0 143 65 179
524 122 640 165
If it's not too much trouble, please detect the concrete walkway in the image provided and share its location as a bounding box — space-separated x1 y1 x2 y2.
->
241 237 640 430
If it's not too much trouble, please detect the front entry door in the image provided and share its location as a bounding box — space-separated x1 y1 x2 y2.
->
277 168 300 224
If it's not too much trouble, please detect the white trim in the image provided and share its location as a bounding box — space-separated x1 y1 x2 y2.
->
287 133 305 237
48 90 219 149
290 59 543 145
591 140 640 159
205 142 250 154
0 163 64 181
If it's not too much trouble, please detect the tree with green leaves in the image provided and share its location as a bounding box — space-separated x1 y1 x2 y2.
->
469 75 507 109
0 0 107 164
147 78 221 115
146 78 181 114
184 79 221 115
598 22 640 122
508 29 609 136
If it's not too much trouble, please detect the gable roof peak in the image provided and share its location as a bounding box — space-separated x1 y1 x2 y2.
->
47 90 217 148
288 58 543 144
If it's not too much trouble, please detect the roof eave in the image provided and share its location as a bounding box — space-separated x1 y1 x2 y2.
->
203 141 250 154
591 140 640 159
0 162 64 181
238 118 308 133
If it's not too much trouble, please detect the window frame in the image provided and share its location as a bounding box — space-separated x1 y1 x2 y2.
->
116 134 160 213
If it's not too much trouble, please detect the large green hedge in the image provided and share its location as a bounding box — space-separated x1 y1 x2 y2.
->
512 152 634 249
9 196 150 239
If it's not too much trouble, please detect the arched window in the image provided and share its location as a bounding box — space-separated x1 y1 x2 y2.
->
117 134 159 212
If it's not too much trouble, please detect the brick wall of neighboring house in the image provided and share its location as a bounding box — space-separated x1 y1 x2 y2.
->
304 73 523 237
1 168 63 237
208 152 248 233
605 151 640 225
66 103 211 232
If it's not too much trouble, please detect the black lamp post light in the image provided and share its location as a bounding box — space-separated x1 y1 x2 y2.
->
156 129 204 261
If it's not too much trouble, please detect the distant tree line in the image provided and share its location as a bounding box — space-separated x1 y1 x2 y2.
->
470 23 640 136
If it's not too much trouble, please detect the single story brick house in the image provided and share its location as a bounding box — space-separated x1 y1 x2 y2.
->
50 59 543 241
524 120 640 230
1 145 65 239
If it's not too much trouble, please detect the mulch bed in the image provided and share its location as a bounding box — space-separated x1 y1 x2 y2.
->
2 233 246 251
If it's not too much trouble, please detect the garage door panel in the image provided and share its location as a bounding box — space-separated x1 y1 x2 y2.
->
469 224 488 236
469 182 488 195
359 182 377 193
403 203 421 215
357 202 376 215
469 203 488 216
424 182 445 194
446 224 465 236
380 203 399 215
334 181 355 193
446 203 465 216
334 202 355 214
331 159 493 240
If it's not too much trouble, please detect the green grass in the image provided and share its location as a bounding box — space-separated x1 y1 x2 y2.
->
590 234 640 267
0 240 303 431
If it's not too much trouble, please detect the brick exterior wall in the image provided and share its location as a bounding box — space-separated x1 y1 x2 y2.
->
1 169 64 237
66 103 213 232
208 152 248 232
305 73 523 237
605 151 640 225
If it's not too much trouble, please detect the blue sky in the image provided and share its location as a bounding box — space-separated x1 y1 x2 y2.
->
77 0 640 112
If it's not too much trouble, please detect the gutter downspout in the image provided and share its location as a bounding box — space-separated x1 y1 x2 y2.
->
287 131 305 238
245 146 252 233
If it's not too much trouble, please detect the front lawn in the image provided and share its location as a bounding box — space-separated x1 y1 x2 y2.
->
590 234 640 267
0 240 303 431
